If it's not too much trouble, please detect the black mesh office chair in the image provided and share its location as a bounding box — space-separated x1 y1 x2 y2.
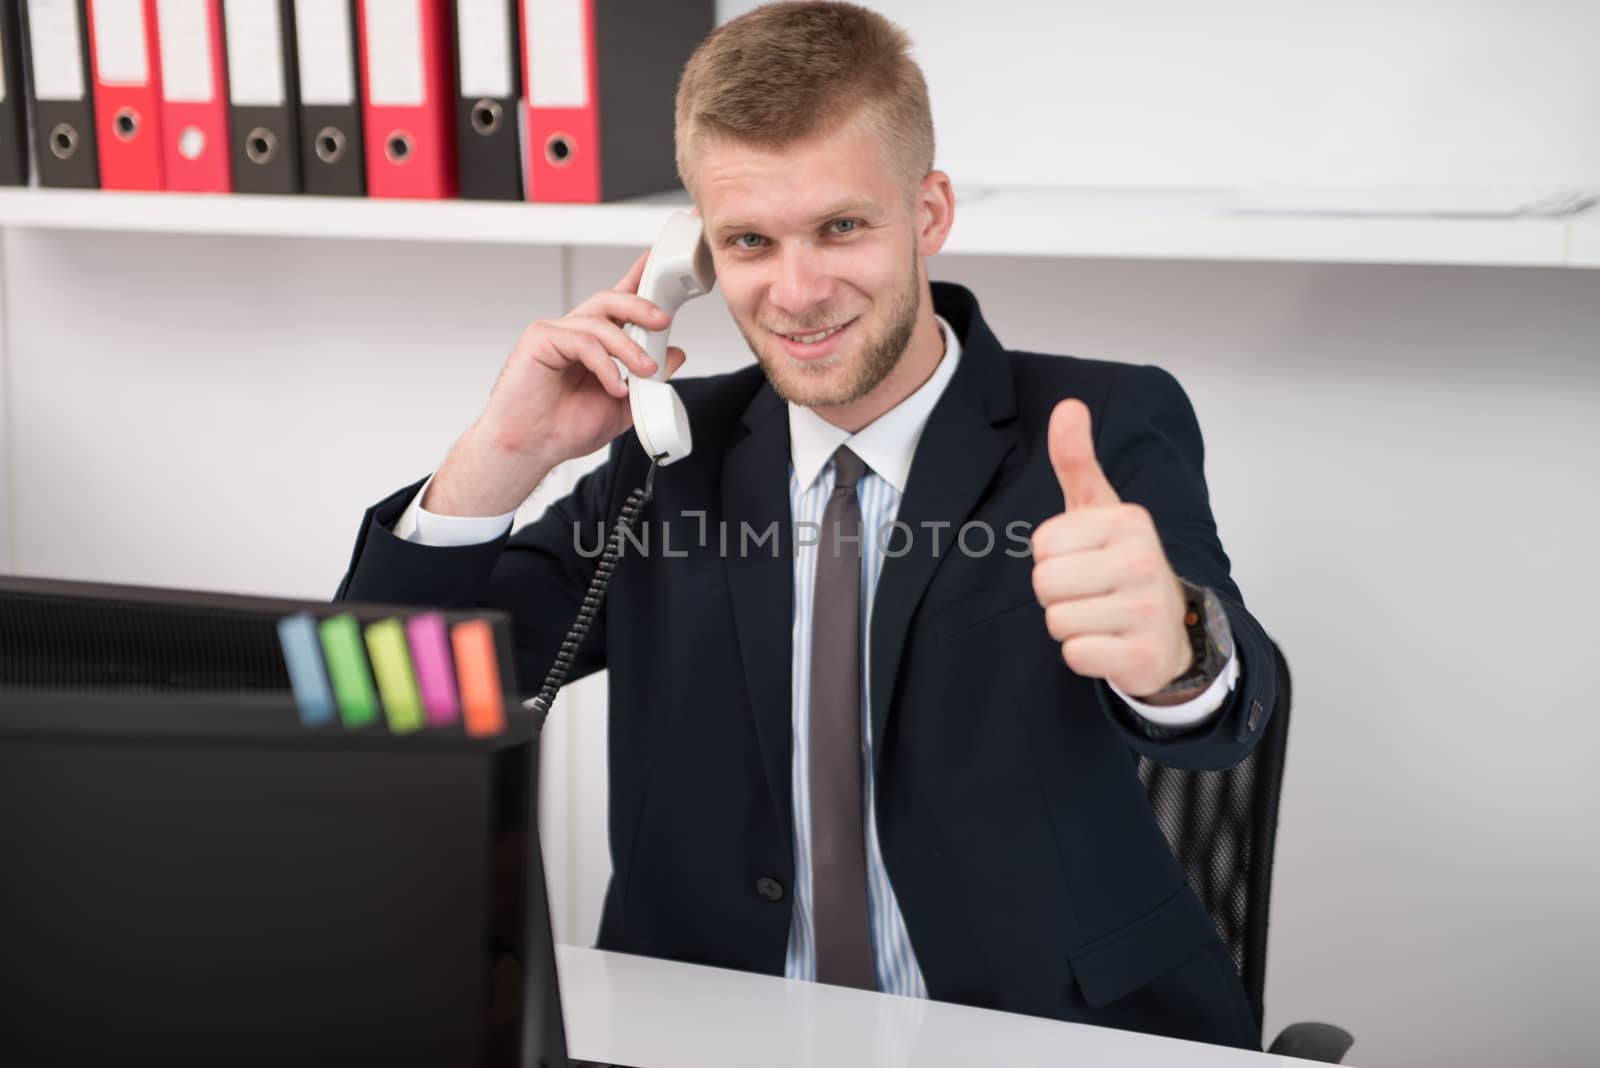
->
1138 639 1354 1063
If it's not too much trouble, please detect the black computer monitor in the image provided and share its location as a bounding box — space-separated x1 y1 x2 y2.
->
0 575 573 1068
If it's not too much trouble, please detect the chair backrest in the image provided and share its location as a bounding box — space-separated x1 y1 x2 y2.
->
1137 639 1291 1033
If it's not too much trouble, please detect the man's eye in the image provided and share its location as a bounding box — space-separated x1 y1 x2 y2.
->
732 233 767 250
829 219 860 235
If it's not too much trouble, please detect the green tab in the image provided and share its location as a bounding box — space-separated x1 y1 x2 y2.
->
365 617 424 734
319 613 380 728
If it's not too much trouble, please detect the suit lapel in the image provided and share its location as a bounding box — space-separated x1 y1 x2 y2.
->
721 385 796 847
718 283 1019 817
869 284 1018 774
868 387 1012 773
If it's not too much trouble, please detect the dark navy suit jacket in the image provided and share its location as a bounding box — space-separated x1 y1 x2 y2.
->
336 282 1274 1049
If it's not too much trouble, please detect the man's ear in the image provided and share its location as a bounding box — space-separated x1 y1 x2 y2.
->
916 170 955 257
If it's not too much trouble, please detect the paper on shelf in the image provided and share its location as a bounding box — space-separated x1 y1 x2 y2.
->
1228 185 1597 219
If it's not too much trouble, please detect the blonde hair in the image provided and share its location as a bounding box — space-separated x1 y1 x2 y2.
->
675 2 935 197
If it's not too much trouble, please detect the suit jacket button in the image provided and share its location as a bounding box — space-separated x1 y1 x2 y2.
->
755 877 785 902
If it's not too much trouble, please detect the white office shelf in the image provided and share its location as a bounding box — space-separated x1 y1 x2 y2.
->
0 186 1594 269
1565 211 1600 268
0 186 690 248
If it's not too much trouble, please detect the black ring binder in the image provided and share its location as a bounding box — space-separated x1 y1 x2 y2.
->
314 125 347 164
49 123 79 159
472 99 503 136
245 126 277 165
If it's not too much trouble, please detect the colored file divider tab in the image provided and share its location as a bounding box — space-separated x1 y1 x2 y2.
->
277 612 336 727
319 613 380 728
364 617 425 734
405 612 461 727
451 619 506 737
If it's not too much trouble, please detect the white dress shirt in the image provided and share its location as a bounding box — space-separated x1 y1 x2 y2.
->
395 315 1239 992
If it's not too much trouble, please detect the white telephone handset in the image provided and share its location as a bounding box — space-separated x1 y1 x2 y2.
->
619 212 716 466
526 213 715 723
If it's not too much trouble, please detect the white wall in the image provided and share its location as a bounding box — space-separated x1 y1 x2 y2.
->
932 256 1600 1067
0 227 562 592
721 0 1600 189
4 3 1600 1066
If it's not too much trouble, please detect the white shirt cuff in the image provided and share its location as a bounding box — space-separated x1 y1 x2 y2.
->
1109 649 1241 728
394 473 516 547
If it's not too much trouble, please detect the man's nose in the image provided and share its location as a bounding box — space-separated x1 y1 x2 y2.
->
768 244 832 318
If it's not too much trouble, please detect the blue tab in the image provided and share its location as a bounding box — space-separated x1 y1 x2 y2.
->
277 612 336 727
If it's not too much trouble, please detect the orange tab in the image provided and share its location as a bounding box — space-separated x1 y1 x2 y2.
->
451 619 507 737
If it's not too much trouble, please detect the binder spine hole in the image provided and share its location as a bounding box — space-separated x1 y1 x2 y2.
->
179 127 206 161
471 100 503 136
49 125 80 161
544 134 574 166
385 132 415 165
315 127 348 165
246 128 278 166
114 109 140 142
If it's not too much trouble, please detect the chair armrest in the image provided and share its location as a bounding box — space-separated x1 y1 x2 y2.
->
1267 1022 1354 1063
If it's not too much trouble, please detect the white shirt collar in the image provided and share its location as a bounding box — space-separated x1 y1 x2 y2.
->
787 315 963 494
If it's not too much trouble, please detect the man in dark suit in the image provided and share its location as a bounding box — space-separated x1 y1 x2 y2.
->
337 1 1273 1051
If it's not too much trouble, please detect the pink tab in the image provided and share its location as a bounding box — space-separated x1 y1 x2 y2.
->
405 612 461 727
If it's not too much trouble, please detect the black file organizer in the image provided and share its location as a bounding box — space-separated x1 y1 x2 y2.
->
454 0 523 201
0 577 563 1068
0 0 29 186
298 0 366 197
0 576 520 703
224 0 302 195
19 0 100 189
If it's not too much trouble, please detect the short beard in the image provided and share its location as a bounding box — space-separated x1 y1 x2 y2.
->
742 246 921 411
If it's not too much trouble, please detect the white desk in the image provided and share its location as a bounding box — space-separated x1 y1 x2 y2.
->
556 946 1336 1067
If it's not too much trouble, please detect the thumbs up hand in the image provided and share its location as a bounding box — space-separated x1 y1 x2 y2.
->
1030 399 1194 698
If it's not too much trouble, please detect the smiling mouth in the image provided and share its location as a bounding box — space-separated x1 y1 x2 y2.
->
773 319 854 344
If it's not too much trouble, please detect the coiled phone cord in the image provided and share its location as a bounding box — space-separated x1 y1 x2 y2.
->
524 456 661 729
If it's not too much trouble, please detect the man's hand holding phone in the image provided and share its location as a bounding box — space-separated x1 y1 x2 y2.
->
423 252 688 518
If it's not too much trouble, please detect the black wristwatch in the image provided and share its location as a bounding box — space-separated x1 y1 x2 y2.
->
1158 578 1234 695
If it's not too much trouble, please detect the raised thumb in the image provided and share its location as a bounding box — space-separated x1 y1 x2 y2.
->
1049 399 1119 509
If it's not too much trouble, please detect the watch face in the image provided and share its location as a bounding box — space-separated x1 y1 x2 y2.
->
1200 587 1234 661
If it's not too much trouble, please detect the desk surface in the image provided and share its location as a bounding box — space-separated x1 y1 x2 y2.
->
556 946 1330 1068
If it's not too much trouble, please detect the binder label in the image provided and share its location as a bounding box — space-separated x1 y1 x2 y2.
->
526 0 588 109
457 0 512 99
366 0 426 107
91 0 150 85
294 0 356 106
156 0 215 103
222 0 285 106
26 0 87 102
